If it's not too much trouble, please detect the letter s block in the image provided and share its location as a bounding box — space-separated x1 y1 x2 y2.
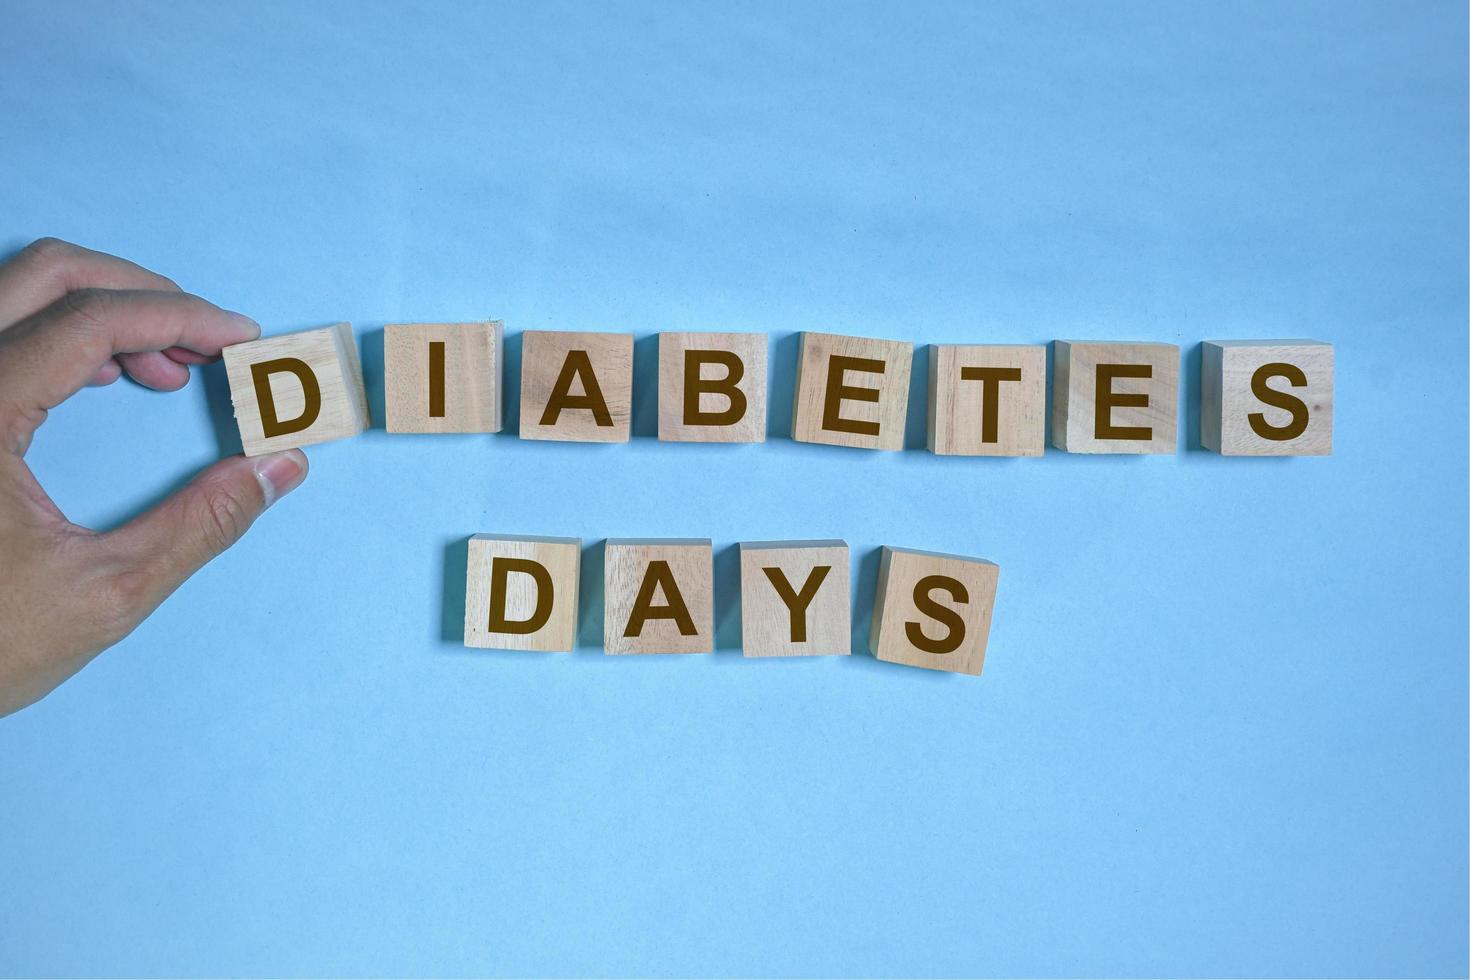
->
739 540 851 657
464 534 581 652
1201 340 1333 456
870 546 999 675
1051 341 1179 454
657 332 768 443
222 322 370 456
384 321 503 433
604 539 713 654
519 330 633 442
791 331 913 451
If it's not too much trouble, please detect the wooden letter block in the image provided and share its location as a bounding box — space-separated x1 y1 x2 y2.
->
222 322 370 457
739 540 850 657
927 344 1047 456
870 546 999 675
1201 340 1333 456
464 534 581 652
385 321 503 433
604 539 713 654
1051 341 1179 454
658 332 768 443
791 331 913 451
519 331 633 442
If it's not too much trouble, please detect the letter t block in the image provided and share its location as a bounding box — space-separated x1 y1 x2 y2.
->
222 322 370 456
464 534 582 652
870 546 999 675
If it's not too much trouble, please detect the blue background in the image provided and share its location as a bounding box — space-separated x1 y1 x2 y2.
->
1 2 1466 976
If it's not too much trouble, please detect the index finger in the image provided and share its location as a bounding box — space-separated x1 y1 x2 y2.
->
0 238 181 330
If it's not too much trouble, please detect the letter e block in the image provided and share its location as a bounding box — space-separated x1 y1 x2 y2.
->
385 321 503 433
870 546 999 675
222 322 370 456
464 534 581 652
658 332 768 443
739 540 850 657
604 539 713 654
520 331 633 442
1201 340 1333 456
928 344 1047 456
792 331 913 450
1051 341 1178 454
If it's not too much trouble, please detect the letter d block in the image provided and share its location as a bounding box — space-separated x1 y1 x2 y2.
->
520 330 633 442
658 332 768 443
604 539 713 654
870 546 999 675
1201 340 1333 456
792 331 913 451
464 534 581 652
739 540 850 657
385 321 503 433
1051 341 1179 454
222 322 370 456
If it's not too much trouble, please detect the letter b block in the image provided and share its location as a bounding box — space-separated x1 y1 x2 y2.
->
604 539 713 654
870 546 999 675
739 540 851 657
1201 340 1333 455
464 534 581 652
658 332 768 442
1051 340 1179 454
222 322 370 456
385 321 503 433
792 331 913 451
520 330 633 442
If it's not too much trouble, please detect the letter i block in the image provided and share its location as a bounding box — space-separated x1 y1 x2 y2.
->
927 344 1047 456
464 534 581 652
739 540 851 657
222 322 370 456
791 331 913 450
1051 341 1179 454
384 321 503 433
519 330 634 442
604 539 713 654
1201 340 1333 456
657 332 768 443
870 546 999 675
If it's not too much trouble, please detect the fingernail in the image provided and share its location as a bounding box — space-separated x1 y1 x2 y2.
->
254 449 308 509
227 311 262 341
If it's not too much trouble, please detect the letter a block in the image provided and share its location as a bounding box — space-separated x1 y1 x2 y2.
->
604 539 713 654
1051 341 1179 454
792 332 913 451
384 321 503 433
1201 340 1333 456
739 540 850 657
658 332 768 443
464 534 581 652
927 344 1047 456
222 322 370 456
520 330 633 442
870 546 999 675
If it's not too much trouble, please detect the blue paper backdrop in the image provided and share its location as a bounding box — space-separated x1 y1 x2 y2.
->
1 2 1466 976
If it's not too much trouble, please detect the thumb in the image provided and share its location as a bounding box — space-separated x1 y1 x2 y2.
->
106 449 308 610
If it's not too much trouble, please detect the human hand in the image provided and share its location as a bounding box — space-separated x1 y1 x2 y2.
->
0 238 308 716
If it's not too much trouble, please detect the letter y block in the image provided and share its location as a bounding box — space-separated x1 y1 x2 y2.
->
222 322 370 456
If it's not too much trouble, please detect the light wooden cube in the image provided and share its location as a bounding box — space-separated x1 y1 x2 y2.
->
604 539 713 654
1051 341 1179 454
519 330 633 442
1201 340 1333 456
464 534 581 652
739 540 851 657
928 344 1047 456
870 546 999 675
384 321 503 433
222 322 370 457
791 331 913 451
658 332 768 443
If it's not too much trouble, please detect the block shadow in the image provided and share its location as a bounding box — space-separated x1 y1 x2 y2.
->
439 534 470 644
576 539 606 651
713 543 742 653
359 325 386 429
766 332 800 440
497 329 523 436
630 334 659 439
